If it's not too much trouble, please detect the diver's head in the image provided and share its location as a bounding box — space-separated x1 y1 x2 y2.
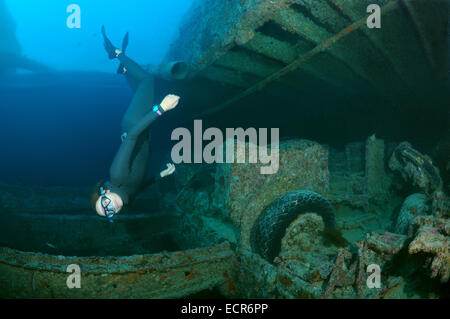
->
90 182 123 219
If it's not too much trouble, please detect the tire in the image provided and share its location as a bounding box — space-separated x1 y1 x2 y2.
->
250 190 335 262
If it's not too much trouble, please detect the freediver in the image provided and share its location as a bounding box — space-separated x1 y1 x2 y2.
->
90 26 179 220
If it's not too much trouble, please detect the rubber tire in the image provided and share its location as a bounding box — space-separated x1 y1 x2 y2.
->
250 190 335 262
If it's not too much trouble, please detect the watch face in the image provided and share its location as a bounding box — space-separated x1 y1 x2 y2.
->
0 0 448 301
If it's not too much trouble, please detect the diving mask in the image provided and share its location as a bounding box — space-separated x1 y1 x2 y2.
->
95 187 123 220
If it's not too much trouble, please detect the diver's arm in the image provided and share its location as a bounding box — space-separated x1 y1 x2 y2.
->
141 164 176 189
110 94 180 185
124 94 179 135
110 110 160 184
160 163 176 178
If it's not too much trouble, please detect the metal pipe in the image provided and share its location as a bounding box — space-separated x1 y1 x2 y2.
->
146 61 189 80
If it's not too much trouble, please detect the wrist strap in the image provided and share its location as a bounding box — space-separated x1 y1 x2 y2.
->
153 105 163 116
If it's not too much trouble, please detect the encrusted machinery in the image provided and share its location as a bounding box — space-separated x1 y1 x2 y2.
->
165 0 448 116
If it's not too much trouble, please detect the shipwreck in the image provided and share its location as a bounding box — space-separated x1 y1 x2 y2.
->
0 0 449 299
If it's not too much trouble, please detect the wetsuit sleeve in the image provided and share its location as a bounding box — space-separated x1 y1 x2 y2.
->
127 108 162 140
110 108 163 183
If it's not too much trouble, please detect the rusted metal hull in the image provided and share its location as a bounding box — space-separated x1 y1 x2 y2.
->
0 242 237 298
165 0 448 115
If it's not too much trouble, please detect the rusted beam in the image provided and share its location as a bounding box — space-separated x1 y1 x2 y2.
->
164 0 296 76
0 242 237 298
328 0 403 80
299 0 404 93
243 32 356 89
214 50 283 79
299 0 350 31
212 49 336 92
243 32 299 64
196 0 400 118
329 0 434 87
272 7 375 86
197 65 259 88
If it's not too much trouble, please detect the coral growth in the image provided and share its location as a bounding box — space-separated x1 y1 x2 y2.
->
281 213 325 253
322 248 356 298
431 191 450 218
408 216 450 283
353 232 407 298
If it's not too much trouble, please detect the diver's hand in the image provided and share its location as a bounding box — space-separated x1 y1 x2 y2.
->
160 163 176 178
160 94 180 112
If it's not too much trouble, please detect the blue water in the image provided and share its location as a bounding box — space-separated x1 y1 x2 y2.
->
5 0 193 72
0 0 193 186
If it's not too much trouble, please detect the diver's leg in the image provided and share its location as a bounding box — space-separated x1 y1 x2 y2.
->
102 26 148 83
116 53 149 82
123 72 139 93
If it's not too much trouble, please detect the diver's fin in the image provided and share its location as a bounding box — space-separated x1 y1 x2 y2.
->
101 25 117 60
116 32 129 74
